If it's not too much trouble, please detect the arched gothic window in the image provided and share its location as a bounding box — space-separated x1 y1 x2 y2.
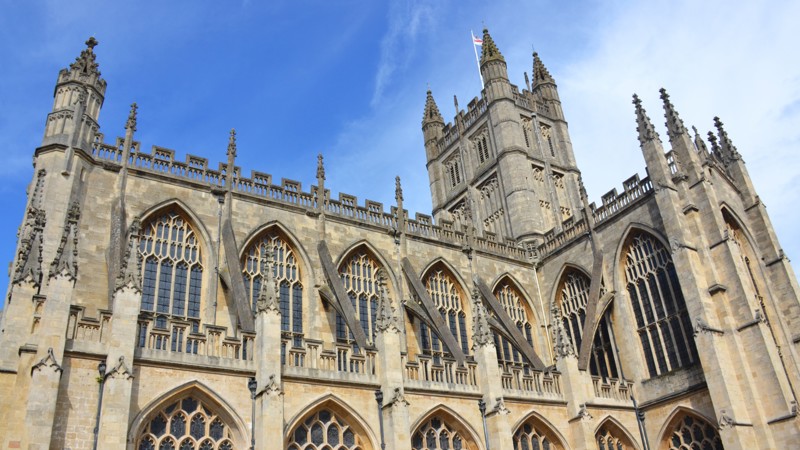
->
288 409 364 450
138 210 203 334
513 416 563 450
412 415 476 450
242 232 303 348
624 232 697 377
136 395 235 450
493 282 535 368
558 271 619 379
595 422 634 450
664 414 723 450
337 252 382 346
419 269 470 361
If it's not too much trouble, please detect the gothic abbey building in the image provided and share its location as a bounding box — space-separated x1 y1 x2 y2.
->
1 29 798 450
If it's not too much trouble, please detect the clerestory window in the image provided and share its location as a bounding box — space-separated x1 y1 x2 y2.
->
492 282 535 368
336 252 382 348
419 269 470 362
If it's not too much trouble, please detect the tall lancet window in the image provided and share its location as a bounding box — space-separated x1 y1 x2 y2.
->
492 281 535 368
337 252 382 347
558 270 619 379
241 231 303 347
624 231 697 377
139 210 203 332
419 268 470 361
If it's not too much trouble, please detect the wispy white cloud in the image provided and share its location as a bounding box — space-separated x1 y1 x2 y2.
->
371 0 436 107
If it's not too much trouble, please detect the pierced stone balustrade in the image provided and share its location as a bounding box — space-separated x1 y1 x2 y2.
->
403 354 478 391
500 364 563 400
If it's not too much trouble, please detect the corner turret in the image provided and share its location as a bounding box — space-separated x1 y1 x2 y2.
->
42 37 107 152
531 52 564 121
478 29 511 99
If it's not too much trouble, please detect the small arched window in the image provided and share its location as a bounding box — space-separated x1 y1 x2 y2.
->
138 210 203 333
623 231 697 377
512 415 564 450
595 420 635 450
136 395 235 450
412 414 478 450
492 281 534 368
419 268 470 361
288 409 364 450
241 232 303 348
337 252 382 347
558 270 619 379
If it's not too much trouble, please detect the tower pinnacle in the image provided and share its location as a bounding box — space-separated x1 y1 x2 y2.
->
70 37 102 78
422 90 444 126
532 52 554 85
713 117 741 161
125 103 138 132
227 129 237 158
633 94 659 145
479 28 504 64
659 88 687 142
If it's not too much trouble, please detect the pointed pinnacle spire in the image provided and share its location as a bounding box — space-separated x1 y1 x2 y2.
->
227 129 237 158
659 88 687 142
713 117 741 161
316 153 325 182
633 94 659 145
70 37 101 77
395 176 403 203
480 28 504 64
125 103 138 132
532 52 554 85
692 126 709 157
422 90 444 126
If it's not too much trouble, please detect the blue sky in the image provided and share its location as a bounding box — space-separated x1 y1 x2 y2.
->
1 0 799 306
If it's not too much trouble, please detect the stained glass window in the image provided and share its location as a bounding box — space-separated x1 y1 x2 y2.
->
493 282 534 368
419 269 470 360
288 409 362 450
513 418 562 450
337 252 382 346
412 415 472 450
665 414 723 450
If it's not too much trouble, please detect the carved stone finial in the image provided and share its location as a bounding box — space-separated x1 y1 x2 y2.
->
471 289 493 348
316 153 325 182
713 116 741 162
395 176 403 203
227 129 237 158
256 247 280 314
551 305 575 360
116 217 143 292
532 52 553 85
126 103 138 132
375 269 401 334
14 207 46 287
85 37 99 49
31 348 63 376
49 201 81 281
480 28 505 64
422 90 444 126
633 94 659 145
70 38 101 77
660 88 687 142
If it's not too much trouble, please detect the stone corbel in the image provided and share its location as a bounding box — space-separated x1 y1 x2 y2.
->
31 348 62 376
693 317 724 337
105 356 133 380
382 387 409 409
483 397 510 418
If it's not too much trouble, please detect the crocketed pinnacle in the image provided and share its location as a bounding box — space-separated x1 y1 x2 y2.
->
422 90 444 126
395 176 403 203
692 126 709 157
316 153 325 182
125 103 138 132
227 129 237 158
532 52 554 85
633 94 659 145
70 37 101 77
480 28 504 64
714 117 741 161
659 88 687 142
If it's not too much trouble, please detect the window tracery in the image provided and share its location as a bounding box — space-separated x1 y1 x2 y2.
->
665 414 723 450
419 269 470 361
596 423 633 450
558 271 619 379
412 416 473 450
540 124 555 157
136 395 234 450
472 131 491 164
337 252 382 347
288 409 363 450
512 418 561 450
242 232 303 348
624 232 697 377
138 210 203 332
445 154 463 188
493 282 535 368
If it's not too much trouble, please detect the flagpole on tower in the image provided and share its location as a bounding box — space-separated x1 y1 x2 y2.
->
471 30 484 87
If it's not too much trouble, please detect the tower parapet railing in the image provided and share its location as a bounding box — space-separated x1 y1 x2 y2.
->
499 364 563 400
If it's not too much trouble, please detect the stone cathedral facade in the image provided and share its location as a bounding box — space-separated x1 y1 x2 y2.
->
1 29 799 450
